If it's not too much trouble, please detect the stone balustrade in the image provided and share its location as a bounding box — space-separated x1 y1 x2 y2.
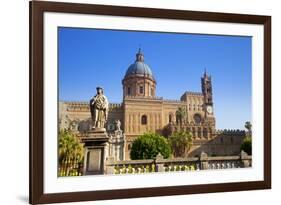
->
105 151 251 175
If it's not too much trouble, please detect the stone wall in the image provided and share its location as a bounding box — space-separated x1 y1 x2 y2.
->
59 101 123 133
180 91 205 123
188 130 245 157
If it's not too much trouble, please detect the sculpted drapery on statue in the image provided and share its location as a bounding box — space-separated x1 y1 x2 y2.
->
90 87 109 130
115 119 121 131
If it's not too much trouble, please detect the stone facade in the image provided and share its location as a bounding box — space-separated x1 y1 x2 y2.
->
59 49 246 160
108 130 126 161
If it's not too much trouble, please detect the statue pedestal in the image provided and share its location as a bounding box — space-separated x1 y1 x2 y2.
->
81 129 109 175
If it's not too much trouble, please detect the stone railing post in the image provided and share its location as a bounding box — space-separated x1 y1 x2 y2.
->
155 153 165 172
200 152 209 170
105 156 115 174
240 150 250 168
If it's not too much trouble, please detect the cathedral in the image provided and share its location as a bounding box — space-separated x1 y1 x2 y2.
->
59 49 245 159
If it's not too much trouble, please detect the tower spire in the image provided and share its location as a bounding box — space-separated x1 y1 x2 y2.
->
201 69 213 106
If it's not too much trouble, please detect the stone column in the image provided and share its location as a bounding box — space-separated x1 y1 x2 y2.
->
194 127 198 138
200 127 204 139
240 150 250 168
123 135 126 160
200 152 209 170
155 153 165 172
116 143 120 161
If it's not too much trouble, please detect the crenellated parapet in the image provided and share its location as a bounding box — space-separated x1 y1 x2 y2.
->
124 95 163 100
108 103 123 111
109 103 122 107
63 101 90 112
163 99 185 103
166 119 214 127
216 129 246 135
185 91 204 96
180 91 204 102
61 101 123 112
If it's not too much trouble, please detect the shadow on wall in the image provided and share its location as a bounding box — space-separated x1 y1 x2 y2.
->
188 131 246 157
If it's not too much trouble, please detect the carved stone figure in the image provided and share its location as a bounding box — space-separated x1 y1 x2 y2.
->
115 120 121 131
90 87 108 130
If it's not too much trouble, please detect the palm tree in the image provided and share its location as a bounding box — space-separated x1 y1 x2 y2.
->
169 131 193 158
176 107 187 125
245 121 252 137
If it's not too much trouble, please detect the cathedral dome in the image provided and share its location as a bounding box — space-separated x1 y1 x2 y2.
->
125 62 153 78
124 49 154 80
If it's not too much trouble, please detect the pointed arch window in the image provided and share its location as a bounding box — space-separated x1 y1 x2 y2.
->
198 127 202 138
141 115 147 125
169 114 172 123
127 87 131 95
203 128 208 138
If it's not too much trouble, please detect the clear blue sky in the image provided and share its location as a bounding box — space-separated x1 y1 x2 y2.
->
58 27 252 130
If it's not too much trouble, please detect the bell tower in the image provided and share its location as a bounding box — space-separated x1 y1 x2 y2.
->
201 69 214 118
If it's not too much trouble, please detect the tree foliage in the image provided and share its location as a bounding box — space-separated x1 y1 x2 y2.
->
241 121 252 155
176 106 187 125
130 133 171 160
59 129 84 163
169 131 193 158
245 121 252 132
245 121 252 137
162 124 173 137
241 136 252 155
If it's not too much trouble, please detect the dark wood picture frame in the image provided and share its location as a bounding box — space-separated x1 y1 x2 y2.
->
30 1 271 204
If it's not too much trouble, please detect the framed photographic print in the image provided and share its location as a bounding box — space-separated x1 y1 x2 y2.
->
29 0 271 204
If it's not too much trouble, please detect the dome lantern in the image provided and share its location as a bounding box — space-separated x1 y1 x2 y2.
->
136 48 144 62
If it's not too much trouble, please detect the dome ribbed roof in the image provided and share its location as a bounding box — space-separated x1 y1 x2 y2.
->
124 49 154 80
125 62 153 77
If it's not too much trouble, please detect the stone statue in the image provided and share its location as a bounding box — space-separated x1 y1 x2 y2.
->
115 120 121 131
90 87 108 130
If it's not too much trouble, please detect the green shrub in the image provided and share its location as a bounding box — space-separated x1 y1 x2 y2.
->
130 133 171 160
